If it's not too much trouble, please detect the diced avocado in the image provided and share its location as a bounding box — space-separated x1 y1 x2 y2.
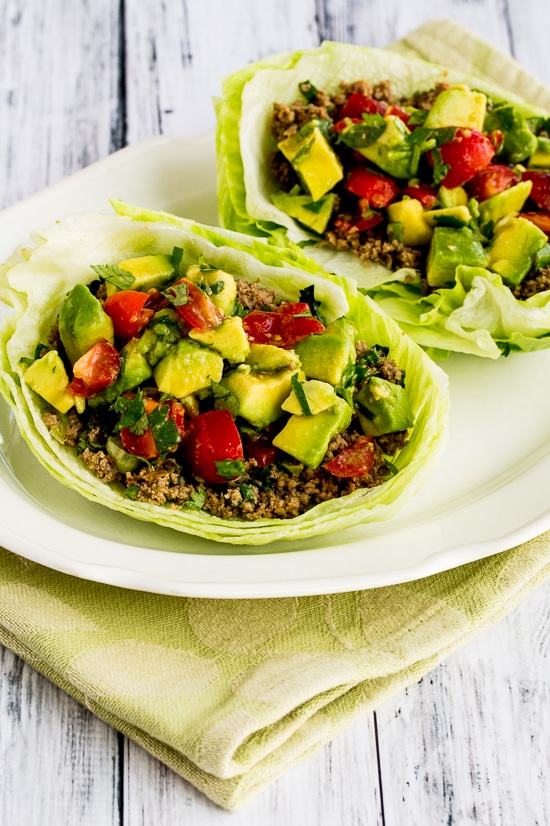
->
355 115 415 179
272 396 352 469
189 316 250 363
386 199 433 246
527 137 550 169
488 216 548 287
59 283 115 364
424 85 487 131
106 254 175 296
219 365 300 428
535 243 550 270
278 122 343 201
479 180 532 228
423 205 471 227
185 265 237 315
281 379 337 416
153 340 223 398
106 435 141 473
24 350 74 413
438 186 468 208
485 105 538 163
426 227 488 287
245 343 301 372
271 190 336 234
118 339 153 391
294 317 356 386
137 309 182 366
356 377 414 437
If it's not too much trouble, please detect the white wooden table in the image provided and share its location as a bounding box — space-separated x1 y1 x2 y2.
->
1 1 550 823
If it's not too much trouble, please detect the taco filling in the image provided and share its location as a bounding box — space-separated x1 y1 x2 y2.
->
24 252 414 520
268 78 550 301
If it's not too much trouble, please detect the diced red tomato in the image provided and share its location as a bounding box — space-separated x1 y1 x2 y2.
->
345 167 400 208
521 171 550 211
68 339 120 397
104 290 155 340
401 184 438 209
244 436 279 467
165 278 223 332
278 302 311 316
338 93 386 120
323 435 375 478
431 128 495 188
184 409 244 484
242 309 324 348
331 117 362 133
333 212 384 234
166 399 186 440
519 212 550 236
120 397 160 459
385 104 411 124
466 164 520 201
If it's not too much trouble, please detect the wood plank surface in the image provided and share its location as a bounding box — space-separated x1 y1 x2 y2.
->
1 0 550 823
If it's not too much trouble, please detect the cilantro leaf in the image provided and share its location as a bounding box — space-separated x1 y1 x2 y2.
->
91 264 135 290
298 79 319 104
171 246 184 273
211 380 240 417
239 483 256 502
112 390 148 435
149 404 179 456
185 486 207 511
162 281 190 307
291 374 312 416
198 255 217 273
298 284 323 322
430 147 450 186
215 458 246 479
338 113 387 148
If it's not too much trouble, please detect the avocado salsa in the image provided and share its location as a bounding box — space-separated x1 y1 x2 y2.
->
25 250 414 521
268 78 550 301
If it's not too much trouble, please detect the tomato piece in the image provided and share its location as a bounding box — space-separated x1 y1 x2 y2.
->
332 117 361 133
466 164 520 201
521 171 550 211
280 315 325 346
119 397 160 459
519 212 550 236
432 128 495 188
338 93 386 120
333 212 384 233
103 290 155 340
164 278 223 332
68 339 120 397
385 104 410 124
244 436 279 467
323 435 375 478
184 409 244 484
401 184 438 209
278 302 311 316
345 167 400 208
242 310 283 344
167 399 186 439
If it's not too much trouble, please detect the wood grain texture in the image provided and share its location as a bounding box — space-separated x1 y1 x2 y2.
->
1 0 550 823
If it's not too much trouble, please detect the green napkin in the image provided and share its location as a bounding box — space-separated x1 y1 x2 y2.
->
1 21 550 810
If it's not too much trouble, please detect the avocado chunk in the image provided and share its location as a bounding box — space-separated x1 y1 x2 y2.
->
189 316 250 363
438 186 468 208
185 265 237 315
88 338 153 407
386 199 433 246
423 205 471 227
272 397 352 468
426 226 488 287
219 365 300 428
487 216 548 287
479 180 532 228
137 308 182 366
106 254 175 296
352 115 415 179
294 317 356 386
245 343 301 372
424 85 487 131
271 191 336 235
59 283 115 364
356 377 414 437
153 340 223 398
281 379 337 416
24 350 74 413
485 105 537 163
278 122 343 202
527 137 550 169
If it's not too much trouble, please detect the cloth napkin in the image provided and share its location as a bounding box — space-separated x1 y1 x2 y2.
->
1 20 550 811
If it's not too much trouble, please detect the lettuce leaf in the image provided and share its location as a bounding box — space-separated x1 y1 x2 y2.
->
0 204 448 545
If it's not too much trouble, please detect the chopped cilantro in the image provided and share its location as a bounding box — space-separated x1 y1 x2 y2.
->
291 374 312 416
171 246 184 273
112 390 148 435
383 457 399 476
91 264 135 290
149 404 179 456
211 380 240 417
430 147 450 186
298 79 319 103
387 221 404 244
162 280 190 307
338 113 387 148
407 109 429 126
298 284 323 322
215 458 246 479
124 484 140 500
185 486 207 511
239 483 256 502
198 255 218 273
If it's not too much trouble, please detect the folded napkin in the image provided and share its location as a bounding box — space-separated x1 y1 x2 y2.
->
1 21 550 810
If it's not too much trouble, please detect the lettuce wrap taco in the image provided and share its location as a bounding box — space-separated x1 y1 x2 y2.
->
0 202 448 545
216 41 550 359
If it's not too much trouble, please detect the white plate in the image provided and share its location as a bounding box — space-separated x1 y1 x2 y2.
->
1 134 550 598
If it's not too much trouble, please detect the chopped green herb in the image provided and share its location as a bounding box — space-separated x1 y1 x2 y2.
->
338 113 387 149
383 457 399 476
211 380 240 417
112 390 148 435
171 246 184 273
298 79 320 103
239 483 256 502
387 221 404 243
215 458 246 479
163 280 190 307
91 264 135 290
298 284 323 322
407 109 428 126
291 374 312 416
431 147 450 186
149 404 179 456
198 255 217 273
185 486 207 510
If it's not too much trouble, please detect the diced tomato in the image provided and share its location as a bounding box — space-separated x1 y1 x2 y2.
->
519 212 550 236
184 409 244 484
167 399 186 439
68 339 120 397
120 397 160 459
338 93 386 120
104 290 155 340
332 117 362 133
165 278 223 332
345 167 400 208
431 128 495 188
242 309 324 348
466 164 520 201
323 435 375 478
521 171 550 211
385 104 411 124
333 212 384 234
401 184 438 209
278 302 311 316
244 436 279 467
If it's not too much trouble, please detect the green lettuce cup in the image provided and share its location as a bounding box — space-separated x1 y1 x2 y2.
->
216 41 550 358
0 202 448 545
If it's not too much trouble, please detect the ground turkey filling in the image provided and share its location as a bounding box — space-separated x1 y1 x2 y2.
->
43 278 410 521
